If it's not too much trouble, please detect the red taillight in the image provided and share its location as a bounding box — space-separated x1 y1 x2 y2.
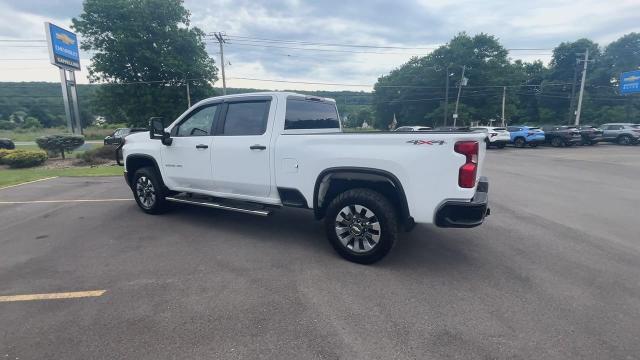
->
454 141 478 188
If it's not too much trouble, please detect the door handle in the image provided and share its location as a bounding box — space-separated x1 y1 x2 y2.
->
250 144 267 150
195 144 208 149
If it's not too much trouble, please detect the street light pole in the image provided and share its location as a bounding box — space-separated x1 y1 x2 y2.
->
501 86 506 127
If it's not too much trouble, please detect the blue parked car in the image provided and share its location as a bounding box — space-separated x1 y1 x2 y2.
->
507 125 545 148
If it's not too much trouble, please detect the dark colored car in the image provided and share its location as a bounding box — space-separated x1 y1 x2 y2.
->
540 125 582 147
104 128 146 146
577 125 603 145
0 138 15 150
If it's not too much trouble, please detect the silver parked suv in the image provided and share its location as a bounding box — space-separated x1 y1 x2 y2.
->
600 123 640 145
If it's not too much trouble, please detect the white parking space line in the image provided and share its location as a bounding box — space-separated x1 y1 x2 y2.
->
0 198 133 204
0 290 106 302
0 177 58 191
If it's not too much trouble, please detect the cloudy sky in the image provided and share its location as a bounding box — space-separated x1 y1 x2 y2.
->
0 0 638 91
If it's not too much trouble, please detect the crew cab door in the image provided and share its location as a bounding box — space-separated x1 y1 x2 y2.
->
160 104 220 191
211 97 273 198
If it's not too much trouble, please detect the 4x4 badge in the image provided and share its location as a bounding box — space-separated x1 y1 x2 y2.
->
406 139 446 145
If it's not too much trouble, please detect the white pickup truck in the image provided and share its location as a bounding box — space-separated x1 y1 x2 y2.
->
119 92 490 263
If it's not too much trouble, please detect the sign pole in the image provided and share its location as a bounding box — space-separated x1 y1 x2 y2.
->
68 71 82 134
58 68 74 133
45 22 82 134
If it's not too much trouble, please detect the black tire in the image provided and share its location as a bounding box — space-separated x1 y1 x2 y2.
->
132 166 170 214
496 143 506 149
551 137 564 147
324 188 397 264
514 137 526 148
618 135 633 146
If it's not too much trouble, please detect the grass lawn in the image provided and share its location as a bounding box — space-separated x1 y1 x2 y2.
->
0 166 123 188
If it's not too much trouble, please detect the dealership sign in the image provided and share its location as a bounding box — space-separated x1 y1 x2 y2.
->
44 22 81 70
620 70 640 95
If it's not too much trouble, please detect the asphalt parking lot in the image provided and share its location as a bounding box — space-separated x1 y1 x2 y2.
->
1 145 639 359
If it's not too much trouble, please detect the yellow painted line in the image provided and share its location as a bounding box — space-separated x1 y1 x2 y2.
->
0 290 106 302
0 198 133 204
0 176 58 191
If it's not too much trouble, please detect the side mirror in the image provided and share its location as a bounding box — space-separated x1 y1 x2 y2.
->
149 117 172 145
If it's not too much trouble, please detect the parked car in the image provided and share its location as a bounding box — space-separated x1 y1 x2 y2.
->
600 123 640 145
104 128 146 146
507 125 545 148
120 92 490 264
470 126 510 148
394 126 432 131
540 125 582 147
577 125 603 145
0 138 15 150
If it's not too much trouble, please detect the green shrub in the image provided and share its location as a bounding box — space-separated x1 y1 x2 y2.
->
76 146 116 165
0 120 16 130
0 138 15 149
35 134 85 159
0 148 13 164
3 150 47 168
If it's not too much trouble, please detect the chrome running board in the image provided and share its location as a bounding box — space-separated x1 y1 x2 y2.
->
165 196 271 216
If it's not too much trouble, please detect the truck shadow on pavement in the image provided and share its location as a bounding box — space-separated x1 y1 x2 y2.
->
158 204 475 270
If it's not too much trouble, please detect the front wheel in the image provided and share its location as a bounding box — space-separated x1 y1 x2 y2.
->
132 167 170 214
324 188 397 264
514 137 526 148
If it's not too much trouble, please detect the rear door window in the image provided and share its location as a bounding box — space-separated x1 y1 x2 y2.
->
285 99 340 130
221 101 270 136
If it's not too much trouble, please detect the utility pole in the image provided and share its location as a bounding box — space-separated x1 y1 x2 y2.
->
574 48 590 126
453 65 466 127
443 64 450 127
186 79 191 108
501 86 506 127
568 59 580 124
214 32 227 95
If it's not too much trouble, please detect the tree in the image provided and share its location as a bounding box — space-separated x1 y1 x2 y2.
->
72 0 218 127
22 117 42 129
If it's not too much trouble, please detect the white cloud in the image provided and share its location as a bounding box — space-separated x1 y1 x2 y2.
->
0 0 638 90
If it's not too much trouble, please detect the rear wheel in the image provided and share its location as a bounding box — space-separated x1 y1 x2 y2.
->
324 188 397 264
132 167 170 214
551 137 564 147
618 135 633 145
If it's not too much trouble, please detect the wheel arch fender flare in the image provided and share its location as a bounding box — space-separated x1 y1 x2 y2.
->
125 154 167 190
312 167 411 223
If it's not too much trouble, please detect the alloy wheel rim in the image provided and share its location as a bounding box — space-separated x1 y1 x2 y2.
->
136 176 156 209
335 204 381 253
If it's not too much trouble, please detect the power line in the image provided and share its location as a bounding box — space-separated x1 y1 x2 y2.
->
222 34 554 52
0 39 46 42
220 42 428 55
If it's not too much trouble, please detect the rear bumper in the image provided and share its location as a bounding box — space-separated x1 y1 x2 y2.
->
435 176 490 228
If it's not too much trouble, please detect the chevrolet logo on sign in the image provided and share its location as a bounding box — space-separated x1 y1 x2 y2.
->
55 32 75 45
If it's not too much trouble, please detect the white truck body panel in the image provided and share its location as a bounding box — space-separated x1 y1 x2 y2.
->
123 92 487 224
